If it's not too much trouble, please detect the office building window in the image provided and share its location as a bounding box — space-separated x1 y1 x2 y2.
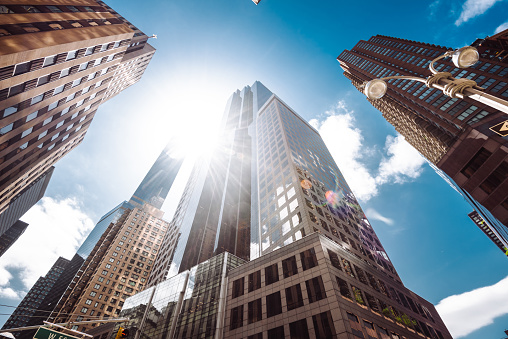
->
230 305 243 330
491 81 507 93
467 110 490 125
249 271 261 292
248 334 262 339
48 101 58 111
13 62 30 76
0 123 13 135
26 111 38 122
43 55 56 67
285 284 304 311
305 276 326 303
46 5 62 12
266 291 282 317
267 326 284 339
282 256 298 278
327 250 342 270
8 83 24 97
232 277 244 298
21 127 32 138
289 319 310 339
351 285 365 305
347 312 365 339
300 248 318 270
66 50 78 60
31 94 43 105
54 85 64 95
461 148 492 178
312 311 336 339
37 75 49 86
60 68 70 78
265 263 279 285
480 162 508 194
248 298 262 324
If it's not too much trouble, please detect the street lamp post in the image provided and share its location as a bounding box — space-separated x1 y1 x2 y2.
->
362 46 508 114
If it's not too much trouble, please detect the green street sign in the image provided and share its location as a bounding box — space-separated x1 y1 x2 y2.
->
33 327 80 339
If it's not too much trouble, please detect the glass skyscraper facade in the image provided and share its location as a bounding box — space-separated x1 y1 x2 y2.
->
127 81 451 339
131 143 184 209
151 81 398 286
149 82 273 284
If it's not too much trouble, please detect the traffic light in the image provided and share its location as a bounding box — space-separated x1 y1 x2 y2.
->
115 327 130 339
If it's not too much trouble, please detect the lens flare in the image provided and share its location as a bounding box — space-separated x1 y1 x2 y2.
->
325 190 343 208
300 179 312 189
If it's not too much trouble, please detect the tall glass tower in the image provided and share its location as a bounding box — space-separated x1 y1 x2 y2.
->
151 81 397 285
130 143 184 209
137 81 451 339
148 82 273 283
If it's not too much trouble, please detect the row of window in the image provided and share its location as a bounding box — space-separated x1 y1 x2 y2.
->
328 263 446 338
2 76 107 131
462 148 508 195
79 215 162 319
0 17 122 37
341 48 505 129
287 109 398 279
0 38 126 86
1 89 99 151
232 248 318 298
4 54 116 105
0 4 104 14
237 311 335 339
230 275 327 331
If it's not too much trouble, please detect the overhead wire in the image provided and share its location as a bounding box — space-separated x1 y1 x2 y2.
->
0 303 110 320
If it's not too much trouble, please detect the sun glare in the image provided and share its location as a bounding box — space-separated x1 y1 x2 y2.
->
141 73 232 164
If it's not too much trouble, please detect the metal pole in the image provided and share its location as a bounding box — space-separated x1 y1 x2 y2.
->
463 88 508 114
429 78 508 114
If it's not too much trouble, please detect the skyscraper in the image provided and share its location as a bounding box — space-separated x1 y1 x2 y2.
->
0 220 28 257
0 1 155 239
122 81 451 339
3 143 183 336
337 32 508 246
0 167 53 246
148 81 273 285
1 257 69 331
429 161 508 257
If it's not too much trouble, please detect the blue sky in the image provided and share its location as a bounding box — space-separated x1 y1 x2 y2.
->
1 0 508 337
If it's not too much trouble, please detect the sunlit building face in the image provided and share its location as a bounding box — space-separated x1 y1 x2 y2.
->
133 81 452 339
150 81 399 286
0 1 155 241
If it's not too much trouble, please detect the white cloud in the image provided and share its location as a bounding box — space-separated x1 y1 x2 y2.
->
0 197 94 296
0 287 22 299
428 0 442 18
377 135 425 185
312 100 426 202
436 275 508 337
455 0 504 26
365 208 394 226
311 101 378 201
494 21 508 34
